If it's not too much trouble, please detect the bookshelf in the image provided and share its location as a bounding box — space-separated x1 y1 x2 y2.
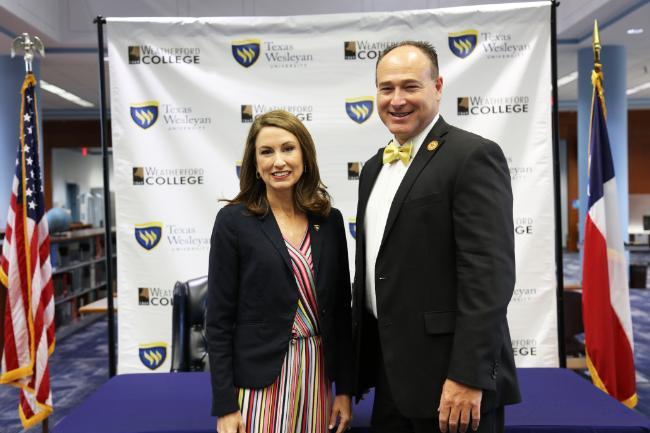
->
51 228 116 332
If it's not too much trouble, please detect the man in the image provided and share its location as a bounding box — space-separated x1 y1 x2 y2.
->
352 41 521 433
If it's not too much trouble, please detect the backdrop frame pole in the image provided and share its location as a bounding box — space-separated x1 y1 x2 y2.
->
550 0 567 368
93 15 117 378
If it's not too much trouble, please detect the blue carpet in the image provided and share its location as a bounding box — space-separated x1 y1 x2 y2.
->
0 316 111 433
564 251 650 417
0 251 649 432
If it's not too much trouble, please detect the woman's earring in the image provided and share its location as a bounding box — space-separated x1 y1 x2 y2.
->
255 171 260 179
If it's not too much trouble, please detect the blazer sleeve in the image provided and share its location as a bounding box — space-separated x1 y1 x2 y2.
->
332 209 354 395
447 139 515 392
206 207 241 417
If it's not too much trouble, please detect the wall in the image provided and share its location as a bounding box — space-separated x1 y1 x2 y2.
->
560 109 650 249
50 148 113 211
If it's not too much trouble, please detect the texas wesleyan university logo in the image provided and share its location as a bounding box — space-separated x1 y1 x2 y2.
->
345 97 374 124
134 222 162 250
139 342 167 370
232 39 261 67
348 219 356 239
236 160 242 179
448 30 478 59
130 101 159 129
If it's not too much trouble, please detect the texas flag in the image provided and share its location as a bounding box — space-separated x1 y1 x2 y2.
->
581 67 636 408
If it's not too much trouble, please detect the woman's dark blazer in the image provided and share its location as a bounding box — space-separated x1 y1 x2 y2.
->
206 202 353 417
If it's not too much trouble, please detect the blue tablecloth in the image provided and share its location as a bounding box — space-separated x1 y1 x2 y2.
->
53 368 649 433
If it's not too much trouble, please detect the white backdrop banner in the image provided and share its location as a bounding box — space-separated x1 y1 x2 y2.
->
107 1 557 373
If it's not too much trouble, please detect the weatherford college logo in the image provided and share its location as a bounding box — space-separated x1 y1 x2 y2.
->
242 104 313 122
132 166 205 186
348 218 356 239
134 223 163 251
139 287 173 306
448 30 478 58
130 102 159 129
514 216 534 235
348 162 361 180
512 338 537 357
138 287 150 305
344 40 395 60
241 105 253 122
127 45 200 65
457 96 529 116
345 97 374 124
128 46 141 64
232 39 261 67
139 343 167 370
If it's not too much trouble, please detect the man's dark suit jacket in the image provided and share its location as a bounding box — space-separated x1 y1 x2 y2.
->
206 203 353 417
353 117 521 418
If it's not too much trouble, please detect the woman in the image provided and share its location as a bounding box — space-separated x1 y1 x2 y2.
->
207 110 353 433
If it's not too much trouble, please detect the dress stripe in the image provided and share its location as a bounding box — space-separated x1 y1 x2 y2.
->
237 231 332 433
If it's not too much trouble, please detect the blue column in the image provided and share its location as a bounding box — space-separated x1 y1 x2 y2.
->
577 45 627 250
0 56 42 229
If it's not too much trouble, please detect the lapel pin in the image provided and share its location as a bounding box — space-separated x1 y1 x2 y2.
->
427 140 439 151
313 224 320 232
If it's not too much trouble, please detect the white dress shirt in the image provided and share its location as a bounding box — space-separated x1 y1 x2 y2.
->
364 114 439 318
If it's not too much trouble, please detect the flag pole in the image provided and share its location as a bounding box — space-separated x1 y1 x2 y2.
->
550 0 566 368
10 32 50 433
93 15 117 378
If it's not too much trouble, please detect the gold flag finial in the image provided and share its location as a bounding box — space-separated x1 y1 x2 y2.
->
593 20 601 68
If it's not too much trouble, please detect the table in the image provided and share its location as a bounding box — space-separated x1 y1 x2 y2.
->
52 369 649 433
78 297 116 315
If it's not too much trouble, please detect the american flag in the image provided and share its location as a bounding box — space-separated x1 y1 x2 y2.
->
0 73 55 427
581 55 636 407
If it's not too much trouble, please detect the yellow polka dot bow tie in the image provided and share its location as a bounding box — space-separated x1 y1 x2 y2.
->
382 141 413 166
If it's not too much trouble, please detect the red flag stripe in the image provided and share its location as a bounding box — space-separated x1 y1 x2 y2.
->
582 216 636 401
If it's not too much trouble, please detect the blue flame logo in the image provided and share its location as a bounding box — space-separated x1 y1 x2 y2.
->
139 343 167 370
130 101 159 129
345 97 374 124
232 39 261 67
348 219 356 239
448 30 478 59
135 222 163 251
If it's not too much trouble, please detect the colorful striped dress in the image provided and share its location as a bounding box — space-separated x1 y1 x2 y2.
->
237 231 332 433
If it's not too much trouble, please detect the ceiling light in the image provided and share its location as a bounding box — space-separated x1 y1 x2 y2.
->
626 28 644 35
627 81 650 95
557 71 578 87
40 80 94 108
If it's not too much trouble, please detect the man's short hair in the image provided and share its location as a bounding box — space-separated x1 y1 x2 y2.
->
376 40 439 81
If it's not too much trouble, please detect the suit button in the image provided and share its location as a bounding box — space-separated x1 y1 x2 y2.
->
378 276 387 281
321 308 327 316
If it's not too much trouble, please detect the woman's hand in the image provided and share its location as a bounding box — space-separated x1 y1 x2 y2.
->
216 410 245 433
329 394 353 433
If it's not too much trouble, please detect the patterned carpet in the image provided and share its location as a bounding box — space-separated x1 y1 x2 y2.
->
0 251 649 432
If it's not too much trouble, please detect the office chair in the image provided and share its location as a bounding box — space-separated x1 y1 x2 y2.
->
170 276 209 372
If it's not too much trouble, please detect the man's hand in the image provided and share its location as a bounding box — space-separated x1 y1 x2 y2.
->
329 394 353 433
438 379 482 433
216 410 245 433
